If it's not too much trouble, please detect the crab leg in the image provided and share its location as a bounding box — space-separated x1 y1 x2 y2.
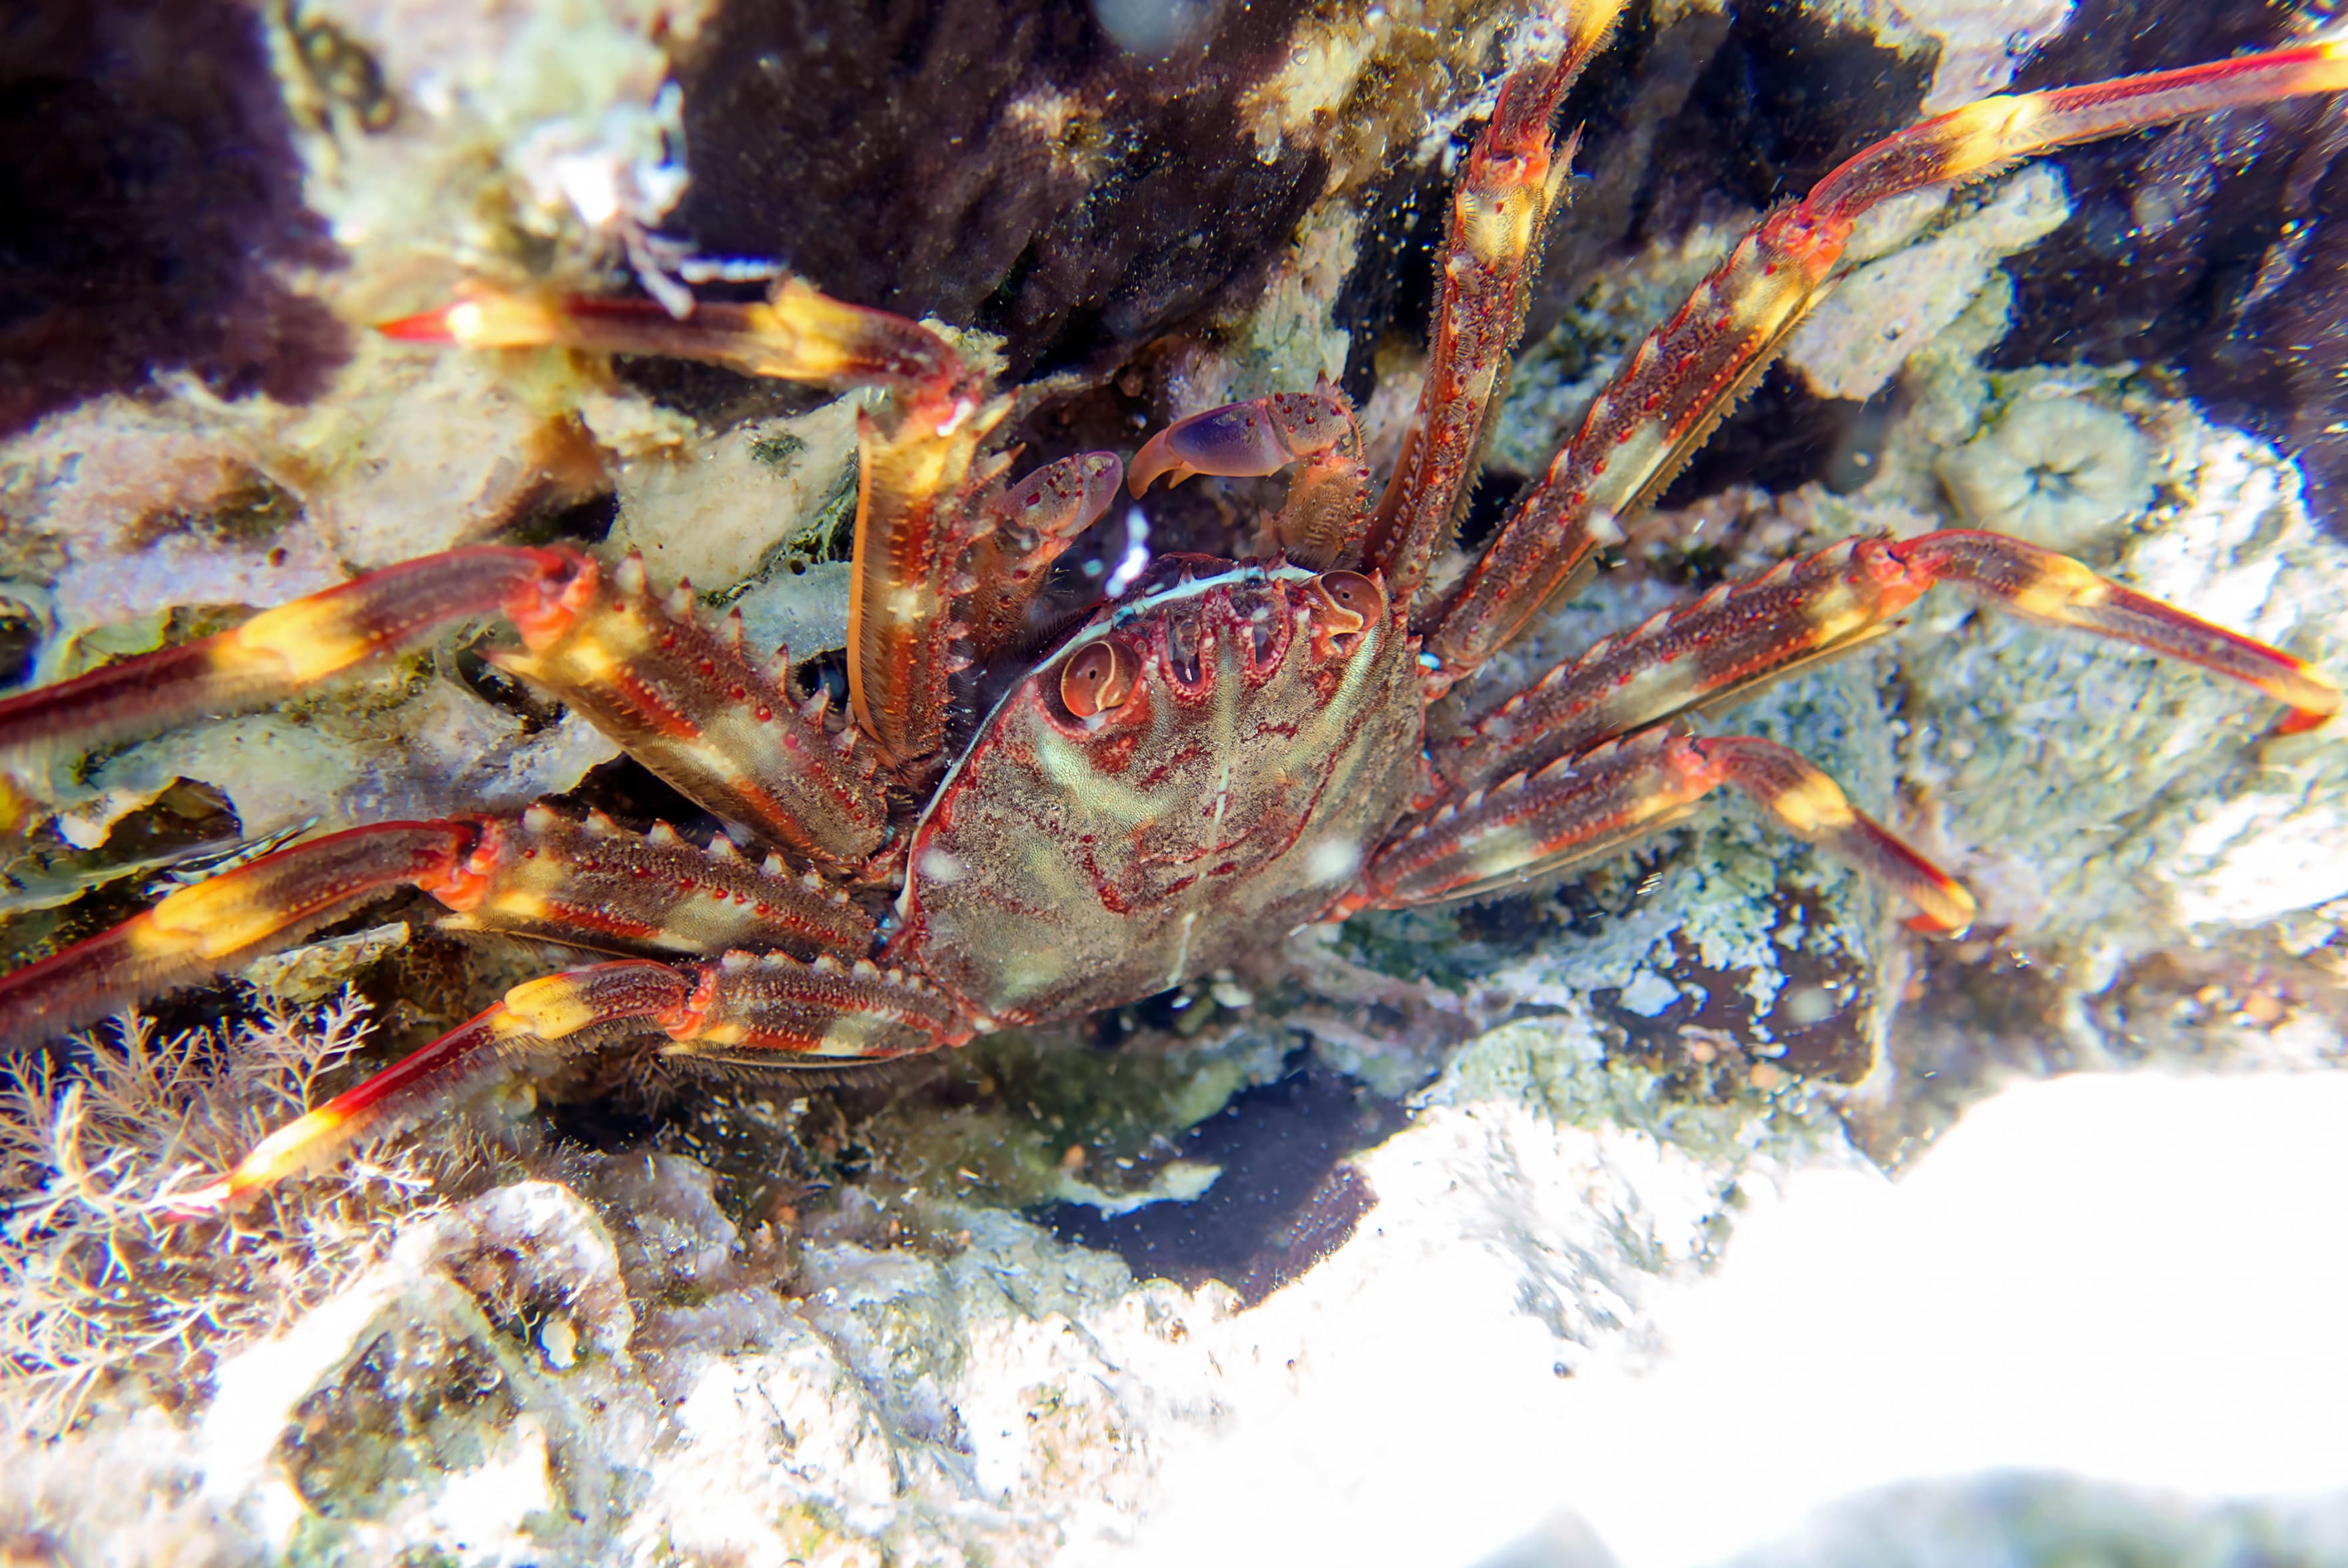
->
0 540 888 870
196 960 694 1207
381 277 986 434
0 822 480 1052
1426 39 2348 684
1125 2 1628 582
1898 532 2340 733
0 808 876 1051
388 272 1005 768
1442 532 2340 792
848 392 1013 766
387 273 1018 768
494 550 891 866
956 451 1124 657
1353 727 1974 932
0 546 587 769
1361 0 1629 600
193 951 967 1208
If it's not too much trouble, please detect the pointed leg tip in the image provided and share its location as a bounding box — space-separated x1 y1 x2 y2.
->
1903 910 1972 936
376 306 459 343
376 293 562 349
159 1180 238 1224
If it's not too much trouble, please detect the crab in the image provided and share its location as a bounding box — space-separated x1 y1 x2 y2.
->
0 7 2339 1211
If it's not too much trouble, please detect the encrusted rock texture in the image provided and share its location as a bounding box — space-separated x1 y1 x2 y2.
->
2 0 2345 1563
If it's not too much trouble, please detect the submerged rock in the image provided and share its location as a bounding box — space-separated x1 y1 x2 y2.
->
2 0 2345 1562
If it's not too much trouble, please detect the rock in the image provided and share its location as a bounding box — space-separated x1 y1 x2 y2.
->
5 2 2348 1563
187 1181 631 1562
1784 167 2072 403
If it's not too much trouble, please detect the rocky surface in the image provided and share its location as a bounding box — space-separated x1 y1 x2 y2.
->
2 0 2347 1563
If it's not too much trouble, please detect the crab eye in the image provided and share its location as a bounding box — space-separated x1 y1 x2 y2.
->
1059 641 1137 717
1309 570 1385 635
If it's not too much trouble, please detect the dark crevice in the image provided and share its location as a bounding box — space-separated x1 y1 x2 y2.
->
1528 0 1929 327
672 0 1328 380
1043 1059 1407 1305
1456 472 1527 554
1656 365 1868 510
0 0 348 438
1990 0 2348 534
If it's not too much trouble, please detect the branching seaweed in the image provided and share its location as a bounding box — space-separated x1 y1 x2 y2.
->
0 992 444 1434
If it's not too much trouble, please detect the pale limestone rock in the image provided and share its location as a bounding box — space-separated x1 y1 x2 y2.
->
1784 166 2071 403
610 398 861 591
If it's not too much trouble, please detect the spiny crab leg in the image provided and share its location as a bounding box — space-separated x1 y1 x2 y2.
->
0 538 893 870
384 271 1039 768
1443 530 2341 792
0 822 480 1052
1129 382 1369 570
0 806 876 1052
1125 0 1632 583
381 277 987 436
1352 726 1976 933
496 550 891 868
185 951 968 1211
1361 0 1629 600
1426 38 2348 686
0 546 587 770
847 391 1013 767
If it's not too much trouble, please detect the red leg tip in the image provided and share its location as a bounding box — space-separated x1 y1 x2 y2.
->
376 306 459 343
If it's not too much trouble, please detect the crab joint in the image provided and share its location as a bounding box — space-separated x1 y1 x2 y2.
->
0 821 484 1054
1893 531 2343 733
1061 640 1140 717
1692 736 1976 934
383 279 985 431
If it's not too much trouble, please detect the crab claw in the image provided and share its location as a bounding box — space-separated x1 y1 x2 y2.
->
1128 386 1355 496
1004 450 1125 542
1073 450 1126 526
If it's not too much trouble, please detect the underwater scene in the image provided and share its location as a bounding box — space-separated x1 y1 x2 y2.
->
1 0 2346 1561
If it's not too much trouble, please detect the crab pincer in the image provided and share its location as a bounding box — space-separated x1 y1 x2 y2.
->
1129 383 1369 566
959 452 1127 654
1127 386 1357 495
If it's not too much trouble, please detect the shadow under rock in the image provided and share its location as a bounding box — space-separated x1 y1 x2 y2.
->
1043 1058 1408 1307
1990 0 2348 536
0 0 348 438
